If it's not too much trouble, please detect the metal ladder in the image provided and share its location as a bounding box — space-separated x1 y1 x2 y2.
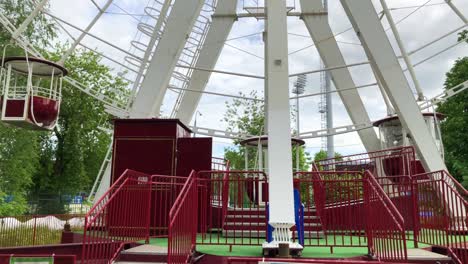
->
123 0 173 112
170 0 217 118
88 142 113 203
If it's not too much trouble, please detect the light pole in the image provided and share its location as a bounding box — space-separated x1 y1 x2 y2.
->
193 111 202 137
293 75 307 171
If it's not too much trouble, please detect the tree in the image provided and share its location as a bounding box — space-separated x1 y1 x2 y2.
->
437 57 468 188
30 47 127 214
459 30 468 43
313 150 342 163
0 0 128 214
0 0 56 215
222 91 311 171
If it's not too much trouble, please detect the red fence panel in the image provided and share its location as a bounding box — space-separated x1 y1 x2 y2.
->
316 146 416 181
296 171 368 248
212 157 230 171
294 170 407 262
168 171 198 264
196 171 268 246
0 214 85 247
412 170 468 263
364 171 407 262
374 175 419 241
81 170 152 264
149 175 189 237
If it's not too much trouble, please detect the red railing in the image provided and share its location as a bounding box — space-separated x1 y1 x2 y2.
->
374 175 417 233
212 157 230 171
364 171 407 262
412 170 467 263
0 254 76 264
196 171 268 246
0 214 85 247
296 171 368 248
316 146 416 181
295 170 407 262
149 175 190 237
81 170 152 264
168 171 198 264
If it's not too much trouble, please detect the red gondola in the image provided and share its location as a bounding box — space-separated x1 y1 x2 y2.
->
0 56 68 130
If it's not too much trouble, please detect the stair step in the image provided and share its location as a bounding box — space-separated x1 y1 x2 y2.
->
118 245 167 263
223 221 322 227
223 230 325 239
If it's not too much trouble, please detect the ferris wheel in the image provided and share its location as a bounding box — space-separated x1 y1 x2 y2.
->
0 0 467 249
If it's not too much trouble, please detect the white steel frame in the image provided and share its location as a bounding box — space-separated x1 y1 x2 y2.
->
1 0 467 226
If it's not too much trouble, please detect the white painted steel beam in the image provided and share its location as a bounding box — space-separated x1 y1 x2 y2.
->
264 0 296 240
445 0 468 23
176 0 238 124
340 0 447 173
12 0 49 40
300 0 380 152
380 0 424 101
130 0 205 118
59 0 114 64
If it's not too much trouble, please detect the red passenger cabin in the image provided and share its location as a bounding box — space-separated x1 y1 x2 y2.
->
0 57 67 130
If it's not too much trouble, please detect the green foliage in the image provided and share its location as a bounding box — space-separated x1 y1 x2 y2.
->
313 149 342 162
0 126 40 215
0 1 127 214
0 0 56 53
458 30 468 43
437 57 468 188
0 0 55 215
30 47 126 214
222 91 310 171
223 91 265 143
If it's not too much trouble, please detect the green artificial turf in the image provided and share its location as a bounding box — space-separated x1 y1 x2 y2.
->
145 234 432 259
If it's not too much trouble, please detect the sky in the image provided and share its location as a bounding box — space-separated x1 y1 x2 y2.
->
47 0 468 158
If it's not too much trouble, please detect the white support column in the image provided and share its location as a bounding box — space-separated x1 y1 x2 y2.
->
59 0 114 64
258 142 263 172
130 0 205 118
340 0 447 173
445 0 468 23
176 0 238 124
300 0 380 152
244 146 249 171
265 0 296 245
380 0 424 101
12 0 49 40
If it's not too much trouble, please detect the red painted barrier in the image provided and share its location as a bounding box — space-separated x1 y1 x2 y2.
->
299 171 368 248
196 171 268 246
0 214 85 247
294 170 407 262
0 254 76 264
364 171 407 262
81 170 152 264
315 146 416 182
212 157 230 171
168 170 198 264
149 175 190 237
412 170 468 263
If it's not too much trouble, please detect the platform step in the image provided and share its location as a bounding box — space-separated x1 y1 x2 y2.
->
223 230 325 239
224 221 322 227
117 245 167 263
407 248 452 263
